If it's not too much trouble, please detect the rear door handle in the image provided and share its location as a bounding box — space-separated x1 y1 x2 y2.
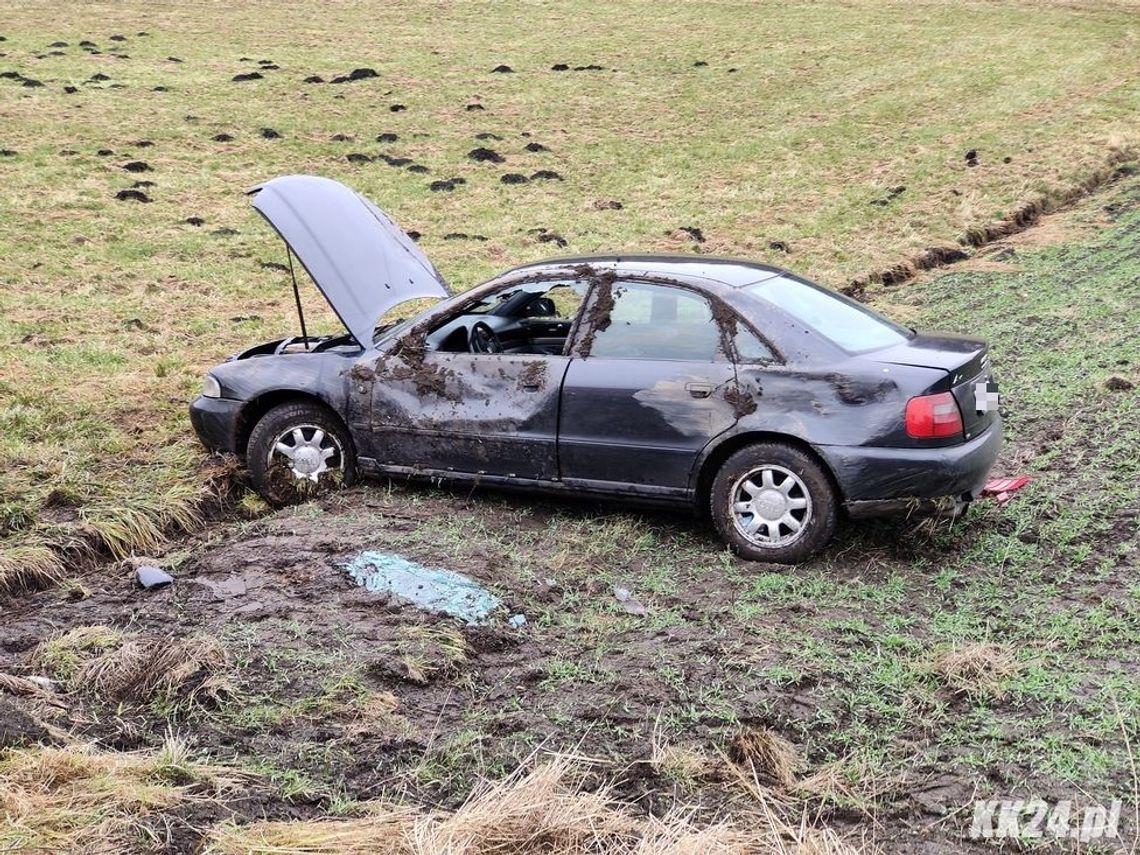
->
685 382 714 398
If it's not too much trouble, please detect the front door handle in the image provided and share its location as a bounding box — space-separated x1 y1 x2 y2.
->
685 382 714 398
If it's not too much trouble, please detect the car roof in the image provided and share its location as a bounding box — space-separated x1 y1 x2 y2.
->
502 254 790 288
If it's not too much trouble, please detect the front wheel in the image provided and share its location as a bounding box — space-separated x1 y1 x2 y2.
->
247 401 356 506
710 442 837 564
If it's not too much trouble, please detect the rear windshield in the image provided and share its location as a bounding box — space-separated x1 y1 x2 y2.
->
744 275 911 353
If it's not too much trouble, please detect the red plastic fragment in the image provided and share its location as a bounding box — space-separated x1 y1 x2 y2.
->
981 475 1031 505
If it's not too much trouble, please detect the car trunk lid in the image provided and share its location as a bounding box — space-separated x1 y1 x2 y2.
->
871 333 998 441
248 175 449 347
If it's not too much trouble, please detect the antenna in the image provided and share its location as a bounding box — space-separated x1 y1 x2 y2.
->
284 242 309 351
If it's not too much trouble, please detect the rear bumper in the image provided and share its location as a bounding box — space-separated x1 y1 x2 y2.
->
818 419 1002 509
189 396 244 454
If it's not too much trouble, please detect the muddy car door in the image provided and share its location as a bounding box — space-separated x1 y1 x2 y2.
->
361 279 589 479
558 278 741 496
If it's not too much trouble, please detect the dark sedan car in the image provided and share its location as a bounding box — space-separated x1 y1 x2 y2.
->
191 175 1002 563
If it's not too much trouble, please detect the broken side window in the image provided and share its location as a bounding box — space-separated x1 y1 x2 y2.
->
590 281 722 361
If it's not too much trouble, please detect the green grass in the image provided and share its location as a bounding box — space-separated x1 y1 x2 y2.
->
1 0 1138 573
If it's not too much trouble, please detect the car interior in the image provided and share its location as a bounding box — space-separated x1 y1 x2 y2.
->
425 282 585 356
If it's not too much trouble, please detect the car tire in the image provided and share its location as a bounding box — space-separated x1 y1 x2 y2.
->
247 401 357 506
710 442 837 564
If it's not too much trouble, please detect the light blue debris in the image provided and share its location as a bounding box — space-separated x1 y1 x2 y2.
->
343 551 500 624
508 613 527 628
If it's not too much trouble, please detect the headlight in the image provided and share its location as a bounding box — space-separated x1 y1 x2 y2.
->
200 374 222 398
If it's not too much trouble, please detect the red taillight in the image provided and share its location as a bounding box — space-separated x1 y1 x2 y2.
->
905 392 963 439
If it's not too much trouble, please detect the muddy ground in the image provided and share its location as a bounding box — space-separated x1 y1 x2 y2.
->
3 179 1139 853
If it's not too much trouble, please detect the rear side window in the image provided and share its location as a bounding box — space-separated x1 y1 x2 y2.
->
733 326 776 362
745 275 910 353
590 281 721 361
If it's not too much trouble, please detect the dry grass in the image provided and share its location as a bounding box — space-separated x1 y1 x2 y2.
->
208 752 864 855
393 624 471 685
31 627 231 708
76 634 230 707
335 690 419 742
0 540 65 595
30 625 128 683
729 728 803 791
925 642 1024 698
0 738 255 853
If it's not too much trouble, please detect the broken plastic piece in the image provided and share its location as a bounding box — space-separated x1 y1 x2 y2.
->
508 614 527 628
981 475 1031 505
343 551 500 624
136 565 173 589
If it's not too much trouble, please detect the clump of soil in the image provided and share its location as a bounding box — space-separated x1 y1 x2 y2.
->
0 698 48 749
232 72 263 82
1105 376 1134 391
531 170 562 181
551 63 569 71
768 240 790 253
303 75 323 83
491 64 514 73
469 147 504 163
965 149 979 168
212 133 233 142
259 128 281 139
524 142 548 153
476 132 502 141
407 164 430 174
377 133 398 143
330 133 352 142
390 104 406 112
671 226 705 243
518 361 547 389
534 228 567 246
346 153 373 164
466 103 485 112
430 179 462 192
185 217 204 226
115 189 150 203
501 173 528 185
593 199 623 210
332 67 378 84
576 266 617 355
723 386 758 417
121 160 151 173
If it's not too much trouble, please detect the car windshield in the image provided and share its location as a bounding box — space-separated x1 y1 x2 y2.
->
744 275 911 353
374 296 448 342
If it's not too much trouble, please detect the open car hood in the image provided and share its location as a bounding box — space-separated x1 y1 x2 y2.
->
248 175 448 347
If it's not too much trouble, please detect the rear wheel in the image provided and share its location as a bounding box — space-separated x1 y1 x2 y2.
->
247 401 356 506
710 442 837 564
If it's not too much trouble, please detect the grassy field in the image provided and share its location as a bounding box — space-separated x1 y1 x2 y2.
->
1 0 1139 851
3 176 1138 850
1 0 1138 577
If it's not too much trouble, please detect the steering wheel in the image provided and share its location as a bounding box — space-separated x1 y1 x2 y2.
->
469 321 503 354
